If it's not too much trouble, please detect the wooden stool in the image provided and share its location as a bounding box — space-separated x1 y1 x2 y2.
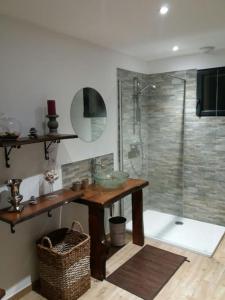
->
0 288 5 299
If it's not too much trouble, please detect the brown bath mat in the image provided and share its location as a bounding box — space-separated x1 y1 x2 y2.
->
107 245 187 300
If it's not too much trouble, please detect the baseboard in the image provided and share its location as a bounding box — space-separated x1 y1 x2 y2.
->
8 280 40 300
8 285 32 300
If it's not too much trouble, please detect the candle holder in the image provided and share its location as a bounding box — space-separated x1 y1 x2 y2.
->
6 179 24 212
46 114 59 134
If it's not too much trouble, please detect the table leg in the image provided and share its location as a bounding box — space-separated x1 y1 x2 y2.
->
89 204 109 280
132 189 144 246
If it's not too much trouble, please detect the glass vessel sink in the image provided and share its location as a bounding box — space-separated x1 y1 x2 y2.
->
94 171 129 189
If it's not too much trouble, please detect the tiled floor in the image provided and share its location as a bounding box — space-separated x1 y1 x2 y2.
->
19 233 225 300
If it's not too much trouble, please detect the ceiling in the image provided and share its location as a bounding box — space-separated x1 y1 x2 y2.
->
0 0 225 61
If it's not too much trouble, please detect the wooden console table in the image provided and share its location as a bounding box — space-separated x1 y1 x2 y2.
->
0 179 148 282
75 178 149 280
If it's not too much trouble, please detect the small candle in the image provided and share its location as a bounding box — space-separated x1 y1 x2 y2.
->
47 100 56 115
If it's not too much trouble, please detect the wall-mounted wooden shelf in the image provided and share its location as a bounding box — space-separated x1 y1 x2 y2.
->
0 188 83 233
0 134 78 167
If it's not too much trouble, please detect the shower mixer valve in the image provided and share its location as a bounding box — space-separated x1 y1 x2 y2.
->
128 143 140 159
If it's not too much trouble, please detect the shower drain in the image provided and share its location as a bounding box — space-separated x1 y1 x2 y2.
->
175 221 184 225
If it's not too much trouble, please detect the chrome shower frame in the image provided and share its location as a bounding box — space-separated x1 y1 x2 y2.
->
118 79 125 216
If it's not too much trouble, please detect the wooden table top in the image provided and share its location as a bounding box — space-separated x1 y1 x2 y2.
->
78 178 149 207
0 178 148 231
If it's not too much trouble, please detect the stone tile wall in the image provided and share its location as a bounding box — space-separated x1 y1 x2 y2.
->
118 68 225 226
61 153 113 187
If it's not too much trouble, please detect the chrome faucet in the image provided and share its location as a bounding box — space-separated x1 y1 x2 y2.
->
91 158 105 183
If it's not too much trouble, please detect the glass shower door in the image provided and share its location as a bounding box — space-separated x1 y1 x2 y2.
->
118 69 186 222
118 72 151 221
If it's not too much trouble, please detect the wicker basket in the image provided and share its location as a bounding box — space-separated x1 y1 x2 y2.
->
37 221 90 300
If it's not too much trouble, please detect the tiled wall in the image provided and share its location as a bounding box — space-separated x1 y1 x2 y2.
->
118 68 225 226
62 153 113 187
183 71 225 226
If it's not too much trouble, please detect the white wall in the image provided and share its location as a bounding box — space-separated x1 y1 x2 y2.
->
147 49 225 74
0 15 149 298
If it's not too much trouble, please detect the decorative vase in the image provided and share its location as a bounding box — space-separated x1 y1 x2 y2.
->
0 114 21 140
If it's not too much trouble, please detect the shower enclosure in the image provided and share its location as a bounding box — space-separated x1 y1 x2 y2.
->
117 68 225 256
118 69 186 221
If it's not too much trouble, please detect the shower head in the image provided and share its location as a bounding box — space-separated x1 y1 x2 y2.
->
139 82 157 94
133 77 157 96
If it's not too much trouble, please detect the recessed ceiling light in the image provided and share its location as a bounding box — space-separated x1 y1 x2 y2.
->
172 45 179 52
160 5 169 15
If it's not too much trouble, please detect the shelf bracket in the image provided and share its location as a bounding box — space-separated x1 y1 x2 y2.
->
4 145 21 168
44 140 60 160
10 224 15 234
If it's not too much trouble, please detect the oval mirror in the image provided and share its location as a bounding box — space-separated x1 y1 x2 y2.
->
70 87 107 142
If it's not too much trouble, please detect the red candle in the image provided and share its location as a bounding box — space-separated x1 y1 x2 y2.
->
47 100 56 115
